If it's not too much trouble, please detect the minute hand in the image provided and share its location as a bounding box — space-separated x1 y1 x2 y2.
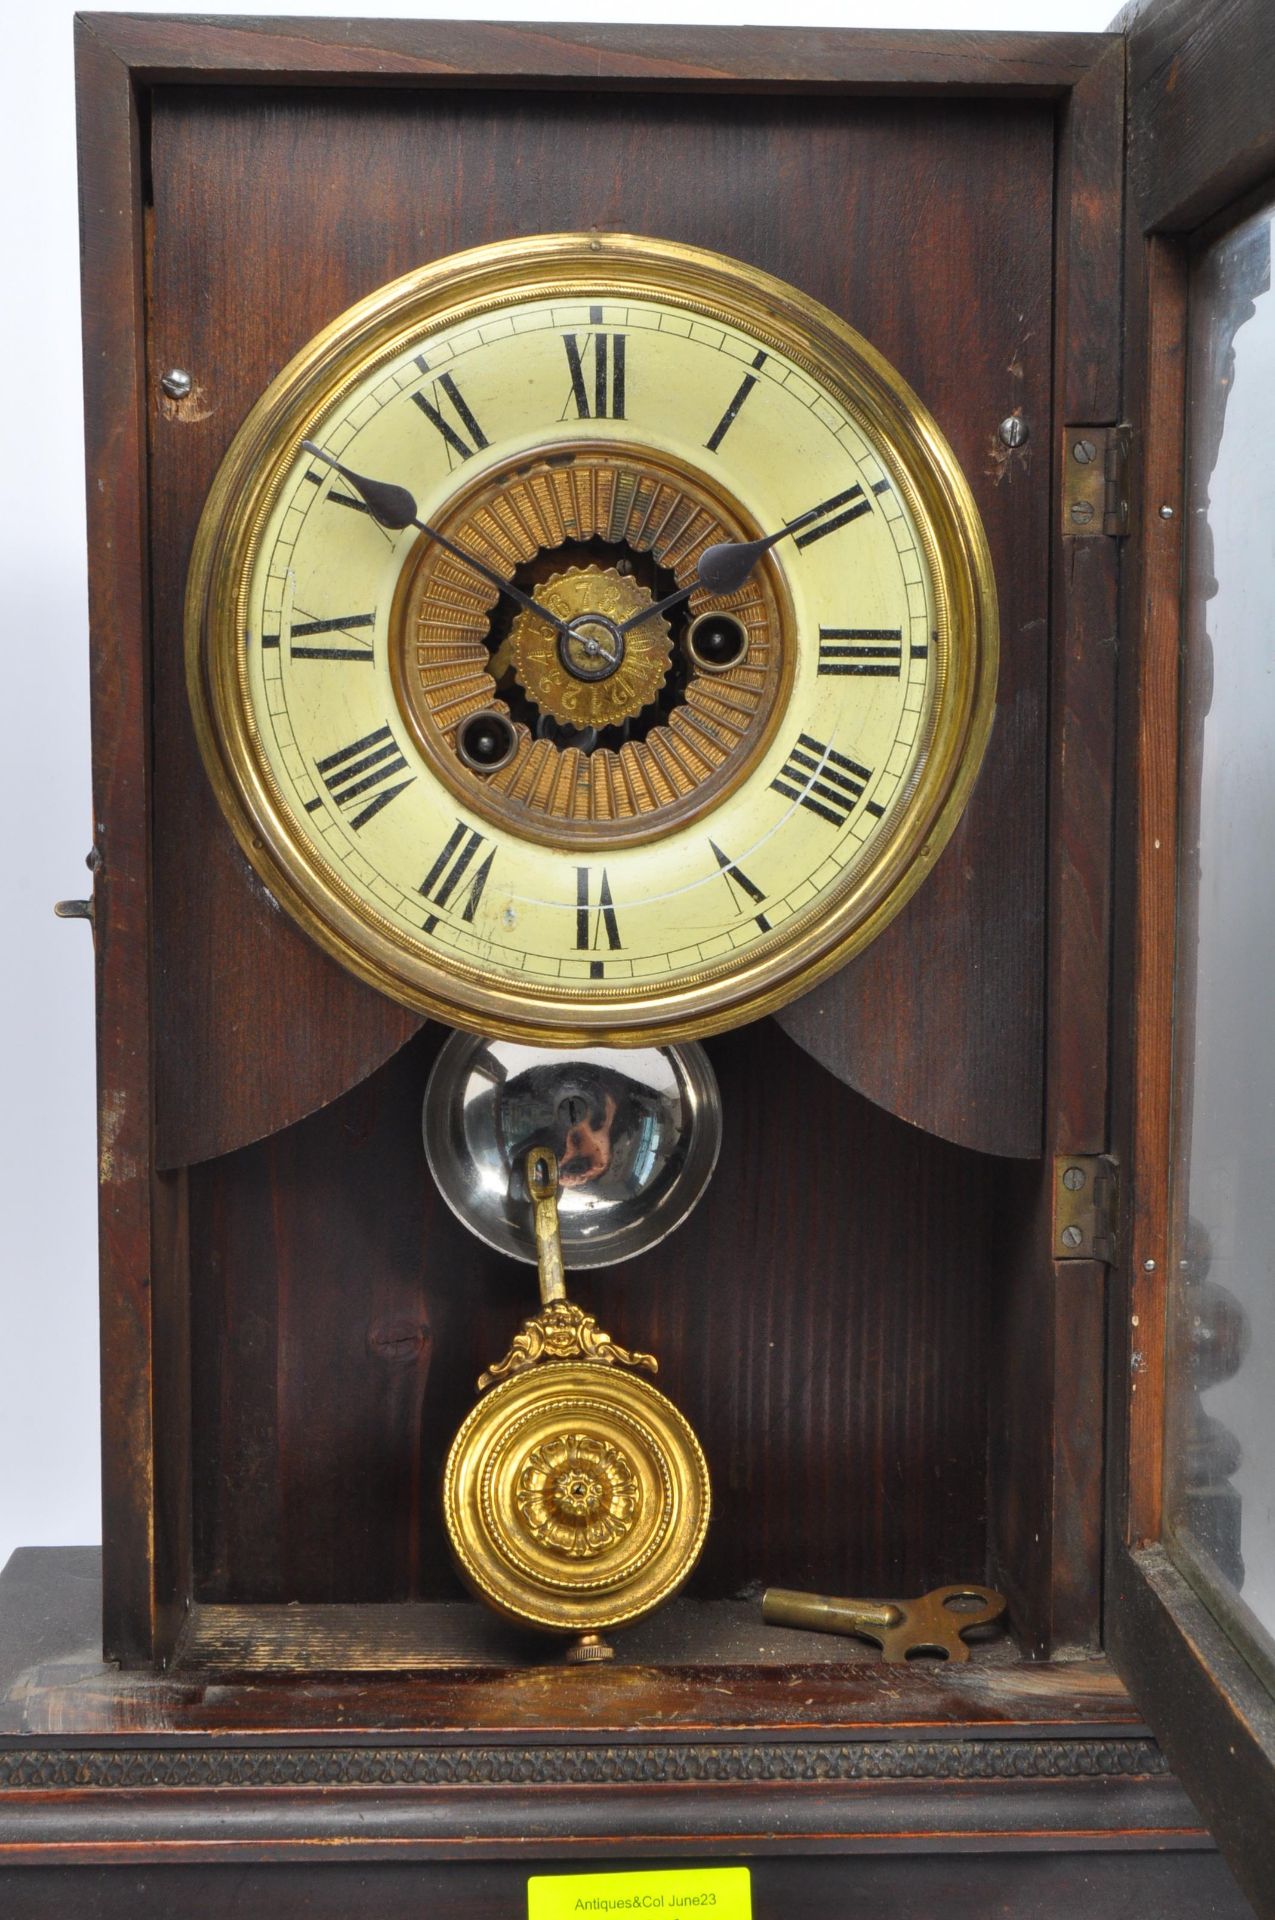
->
300 442 603 651
616 485 868 637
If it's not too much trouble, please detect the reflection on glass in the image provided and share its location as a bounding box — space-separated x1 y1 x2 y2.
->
1167 198 1275 1686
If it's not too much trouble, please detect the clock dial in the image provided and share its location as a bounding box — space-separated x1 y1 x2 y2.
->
188 235 996 1041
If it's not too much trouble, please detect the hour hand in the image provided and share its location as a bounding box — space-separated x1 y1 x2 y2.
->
301 442 593 648
617 484 869 636
301 442 417 529
696 483 869 594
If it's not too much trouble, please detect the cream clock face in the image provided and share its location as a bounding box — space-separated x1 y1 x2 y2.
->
188 234 997 1043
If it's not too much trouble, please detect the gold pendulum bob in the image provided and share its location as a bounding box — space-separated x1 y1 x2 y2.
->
443 1147 711 1652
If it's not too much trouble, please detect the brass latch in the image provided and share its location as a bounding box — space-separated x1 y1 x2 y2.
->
1062 425 1131 537
1053 1154 1118 1263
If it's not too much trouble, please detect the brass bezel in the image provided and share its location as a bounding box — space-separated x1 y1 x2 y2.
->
186 232 999 1046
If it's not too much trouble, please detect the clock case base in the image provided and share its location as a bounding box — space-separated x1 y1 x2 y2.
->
0 1546 1253 1917
57 8 1205 1902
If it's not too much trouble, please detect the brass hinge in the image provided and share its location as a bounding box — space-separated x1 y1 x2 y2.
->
1053 1154 1118 1263
1062 424 1131 537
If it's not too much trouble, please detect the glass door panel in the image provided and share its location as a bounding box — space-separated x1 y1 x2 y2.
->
1168 198 1275 1689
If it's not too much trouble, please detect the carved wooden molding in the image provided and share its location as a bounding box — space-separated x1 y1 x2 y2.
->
0 1736 1167 1792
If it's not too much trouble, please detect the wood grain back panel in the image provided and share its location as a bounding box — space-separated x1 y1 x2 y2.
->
148 84 1054 1165
190 1022 999 1606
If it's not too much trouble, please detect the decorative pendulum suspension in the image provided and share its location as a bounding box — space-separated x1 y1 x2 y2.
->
427 1034 717 1661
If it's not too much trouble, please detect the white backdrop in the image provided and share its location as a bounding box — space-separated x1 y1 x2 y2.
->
0 0 1117 1572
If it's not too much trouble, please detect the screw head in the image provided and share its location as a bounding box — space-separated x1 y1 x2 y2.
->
1159 504 1175 520
1061 1224 1084 1249
1070 499 1096 525
999 415 1029 448
160 367 193 399
1072 438 1097 464
1062 1165 1086 1191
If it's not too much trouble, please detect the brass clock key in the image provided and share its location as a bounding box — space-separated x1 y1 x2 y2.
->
762 1583 1007 1663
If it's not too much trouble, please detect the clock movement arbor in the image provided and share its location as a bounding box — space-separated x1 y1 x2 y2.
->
2 5 1274 1915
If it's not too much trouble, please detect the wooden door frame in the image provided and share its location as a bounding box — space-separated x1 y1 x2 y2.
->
1106 1 1275 1908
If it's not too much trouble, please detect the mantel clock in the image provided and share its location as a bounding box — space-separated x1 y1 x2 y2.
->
5 6 1272 1915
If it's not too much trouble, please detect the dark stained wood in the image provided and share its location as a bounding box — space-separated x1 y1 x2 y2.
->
992 1232 1108 1661
0 1555 1232 1889
189 1023 995 1611
0 1857 1255 1920
1123 0 1275 234
1101 0 1275 1895
771 32 1119 1174
170 1593 1015 1673
783 48 1124 1157
1046 1262 1108 1645
166 1593 1014 1675
717 97 1053 1154
74 19 162 1671
149 81 1056 1165
81 14 1117 94
987 41 1125 1656
146 97 424 1168
1048 30 1125 1148
78 26 1246 1894
1046 538 1121 1153
768 83 1055 1154
1060 40 1128 424
0 1802 1223 1874
1108 1546 1275 1919
0 1550 1148 1741
1109 235 1187 1554
147 872 422 1171
150 1170 191 1662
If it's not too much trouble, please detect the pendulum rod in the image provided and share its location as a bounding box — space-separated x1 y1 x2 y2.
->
526 1147 568 1305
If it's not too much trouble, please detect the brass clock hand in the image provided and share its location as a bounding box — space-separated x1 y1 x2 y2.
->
617 485 866 635
300 442 615 657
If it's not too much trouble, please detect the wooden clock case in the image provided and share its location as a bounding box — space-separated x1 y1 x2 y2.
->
2 5 1273 1914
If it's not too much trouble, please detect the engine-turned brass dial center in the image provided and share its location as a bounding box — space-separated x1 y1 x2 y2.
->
388 441 793 848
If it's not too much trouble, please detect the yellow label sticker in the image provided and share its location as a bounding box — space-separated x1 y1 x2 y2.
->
528 1866 752 1920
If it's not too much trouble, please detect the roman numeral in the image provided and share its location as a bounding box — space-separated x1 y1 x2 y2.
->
563 317 626 419
303 468 370 514
412 361 489 464
817 628 903 676
418 821 494 932
709 840 771 932
288 611 376 662
576 866 622 970
771 734 872 829
301 468 394 548
791 484 872 551
313 725 414 830
705 350 767 452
